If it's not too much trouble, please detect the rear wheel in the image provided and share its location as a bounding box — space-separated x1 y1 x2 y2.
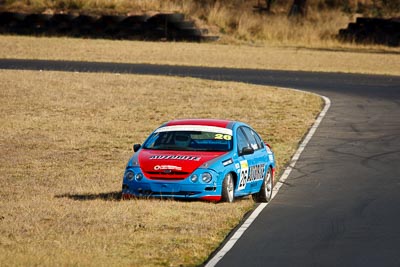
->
252 167 273 202
221 173 234 203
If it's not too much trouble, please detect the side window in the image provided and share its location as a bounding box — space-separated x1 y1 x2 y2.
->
252 130 264 149
237 128 250 152
242 127 261 150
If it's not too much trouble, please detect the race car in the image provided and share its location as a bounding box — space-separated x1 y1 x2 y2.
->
121 119 275 203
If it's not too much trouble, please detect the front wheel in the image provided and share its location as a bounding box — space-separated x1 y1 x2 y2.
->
221 173 234 203
252 167 273 203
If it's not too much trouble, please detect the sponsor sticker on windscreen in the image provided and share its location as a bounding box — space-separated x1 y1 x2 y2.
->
156 125 232 136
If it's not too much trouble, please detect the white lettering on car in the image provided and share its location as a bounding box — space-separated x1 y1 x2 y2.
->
248 164 265 183
238 162 265 191
149 155 201 161
222 158 233 166
154 165 182 171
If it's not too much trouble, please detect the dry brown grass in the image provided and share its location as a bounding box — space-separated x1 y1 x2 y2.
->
202 2 353 46
0 70 322 266
1 35 399 75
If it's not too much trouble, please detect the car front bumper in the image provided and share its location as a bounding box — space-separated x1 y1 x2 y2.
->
122 180 222 201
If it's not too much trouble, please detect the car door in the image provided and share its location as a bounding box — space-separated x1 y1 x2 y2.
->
236 127 267 194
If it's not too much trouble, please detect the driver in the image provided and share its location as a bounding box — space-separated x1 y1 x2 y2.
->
174 133 191 147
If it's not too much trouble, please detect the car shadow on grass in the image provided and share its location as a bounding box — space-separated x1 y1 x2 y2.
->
55 191 122 201
55 192 253 204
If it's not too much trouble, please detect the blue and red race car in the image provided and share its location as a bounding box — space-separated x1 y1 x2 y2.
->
121 119 275 203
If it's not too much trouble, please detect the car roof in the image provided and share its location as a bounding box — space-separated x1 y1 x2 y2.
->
164 119 235 129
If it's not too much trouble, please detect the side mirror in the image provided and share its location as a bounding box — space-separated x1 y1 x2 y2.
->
133 144 141 152
240 146 254 156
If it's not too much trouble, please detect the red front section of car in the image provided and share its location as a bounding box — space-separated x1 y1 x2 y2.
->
138 149 226 180
200 195 222 202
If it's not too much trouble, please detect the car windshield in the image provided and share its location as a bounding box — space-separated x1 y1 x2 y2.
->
143 130 233 151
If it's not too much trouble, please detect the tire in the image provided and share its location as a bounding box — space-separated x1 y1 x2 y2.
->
147 13 184 25
2 13 25 34
93 15 125 37
171 20 195 30
71 15 97 37
347 23 359 31
49 14 76 35
115 16 148 39
0 12 16 26
221 173 234 203
252 167 273 203
118 15 149 28
19 14 51 35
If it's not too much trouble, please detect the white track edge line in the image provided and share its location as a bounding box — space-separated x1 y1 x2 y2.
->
205 94 331 267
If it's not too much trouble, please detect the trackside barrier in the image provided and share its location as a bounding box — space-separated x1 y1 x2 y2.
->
338 17 399 47
0 12 219 42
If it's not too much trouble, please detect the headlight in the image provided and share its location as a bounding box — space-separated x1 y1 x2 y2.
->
125 171 135 181
202 172 212 183
190 174 198 183
135 173 143 181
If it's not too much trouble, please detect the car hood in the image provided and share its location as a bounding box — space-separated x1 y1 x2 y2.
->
138 149 227 179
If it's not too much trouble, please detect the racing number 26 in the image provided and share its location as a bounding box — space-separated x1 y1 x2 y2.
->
215 134 232 140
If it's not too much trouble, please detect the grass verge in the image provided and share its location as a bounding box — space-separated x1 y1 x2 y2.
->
0 70 323 266
1 36 399 75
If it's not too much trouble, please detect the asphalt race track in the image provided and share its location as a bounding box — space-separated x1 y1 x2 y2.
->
1 59 400 266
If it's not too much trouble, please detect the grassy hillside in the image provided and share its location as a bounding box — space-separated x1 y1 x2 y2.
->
1 0 399 47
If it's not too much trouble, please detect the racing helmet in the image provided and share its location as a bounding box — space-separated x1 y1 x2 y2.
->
174 133 190 147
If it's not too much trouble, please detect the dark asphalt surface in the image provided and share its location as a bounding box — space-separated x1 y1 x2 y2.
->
1 59 400 266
